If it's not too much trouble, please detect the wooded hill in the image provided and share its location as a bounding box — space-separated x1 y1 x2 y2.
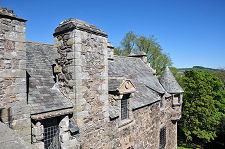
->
178 66 223 73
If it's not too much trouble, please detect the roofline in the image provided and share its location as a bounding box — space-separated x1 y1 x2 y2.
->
145 85 165 94
132 99 160 111
30 107 73 120
0 13 27 22
168 91 184 94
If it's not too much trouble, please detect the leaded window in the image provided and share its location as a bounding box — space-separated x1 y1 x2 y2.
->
159 126 166 149
43 118 61 149
121 94 129 120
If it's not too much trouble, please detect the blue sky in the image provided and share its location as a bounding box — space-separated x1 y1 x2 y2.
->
1 0 225 68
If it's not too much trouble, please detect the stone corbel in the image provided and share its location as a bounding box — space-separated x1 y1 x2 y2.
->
113 94 123 100
32 121 44 143
54 65 62 74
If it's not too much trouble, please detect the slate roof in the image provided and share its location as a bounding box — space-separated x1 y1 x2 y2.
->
109 56 166 109
160 67 184 94
108 78 124 91
26 42 73 115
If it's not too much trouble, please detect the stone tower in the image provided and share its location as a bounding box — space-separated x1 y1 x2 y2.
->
0 7 31 142
53 18 110 147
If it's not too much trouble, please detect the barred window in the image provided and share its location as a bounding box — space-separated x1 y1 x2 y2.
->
159 126 166 149
121 94 129 120
42 118 61 149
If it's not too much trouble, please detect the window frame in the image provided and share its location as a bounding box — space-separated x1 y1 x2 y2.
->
172 93 182 106
121 96 129 120
159 126 166 149
121 98 129 120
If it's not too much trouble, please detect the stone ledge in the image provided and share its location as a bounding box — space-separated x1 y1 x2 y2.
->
0 13 27 22
0 69 26 78
53 18 108 37
31 108 73 120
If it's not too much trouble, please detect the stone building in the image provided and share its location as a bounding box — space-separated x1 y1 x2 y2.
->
0 7 183 149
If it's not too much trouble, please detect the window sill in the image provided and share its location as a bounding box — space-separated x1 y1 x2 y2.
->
172 103 181 107
118 119 133 129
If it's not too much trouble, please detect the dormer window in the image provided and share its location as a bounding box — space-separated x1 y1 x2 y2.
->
108 78 135 127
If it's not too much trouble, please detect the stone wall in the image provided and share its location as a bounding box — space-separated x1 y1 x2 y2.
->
106 93 179 149
0 7 26 108
0 7 31 143
0 121 34 149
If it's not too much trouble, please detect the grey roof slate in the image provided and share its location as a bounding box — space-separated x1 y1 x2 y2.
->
109 56 165 109
109 106 119 119
108 78 124 91
26 42 73 115
160 67 184 94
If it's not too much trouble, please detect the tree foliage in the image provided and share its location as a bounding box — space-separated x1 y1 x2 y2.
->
115 31 172 74
212 69 225 88
180 70 225 143
169 67 184 86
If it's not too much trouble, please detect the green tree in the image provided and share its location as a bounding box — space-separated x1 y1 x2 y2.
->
120 31 137 55
169 67 184 86
181 70 224 143
115 31 172 74
212 69 225 89
113 46 124 56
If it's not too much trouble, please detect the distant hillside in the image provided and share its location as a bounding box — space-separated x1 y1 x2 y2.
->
178 66 222 73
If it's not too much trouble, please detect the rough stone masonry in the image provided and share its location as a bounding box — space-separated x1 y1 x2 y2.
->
0 7 31 143
0 7 183 149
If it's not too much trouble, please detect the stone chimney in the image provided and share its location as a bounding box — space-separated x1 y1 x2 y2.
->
0 7 31 143
107 41 114 60
128 52 157 74
53 18 110 147
128 51 148 63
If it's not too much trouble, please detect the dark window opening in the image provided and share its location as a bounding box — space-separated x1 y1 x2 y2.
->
121 94 129 120
160 99 163 108
51 64 57 83
26 71 31 104
160 94 164 109
159 126 166 149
